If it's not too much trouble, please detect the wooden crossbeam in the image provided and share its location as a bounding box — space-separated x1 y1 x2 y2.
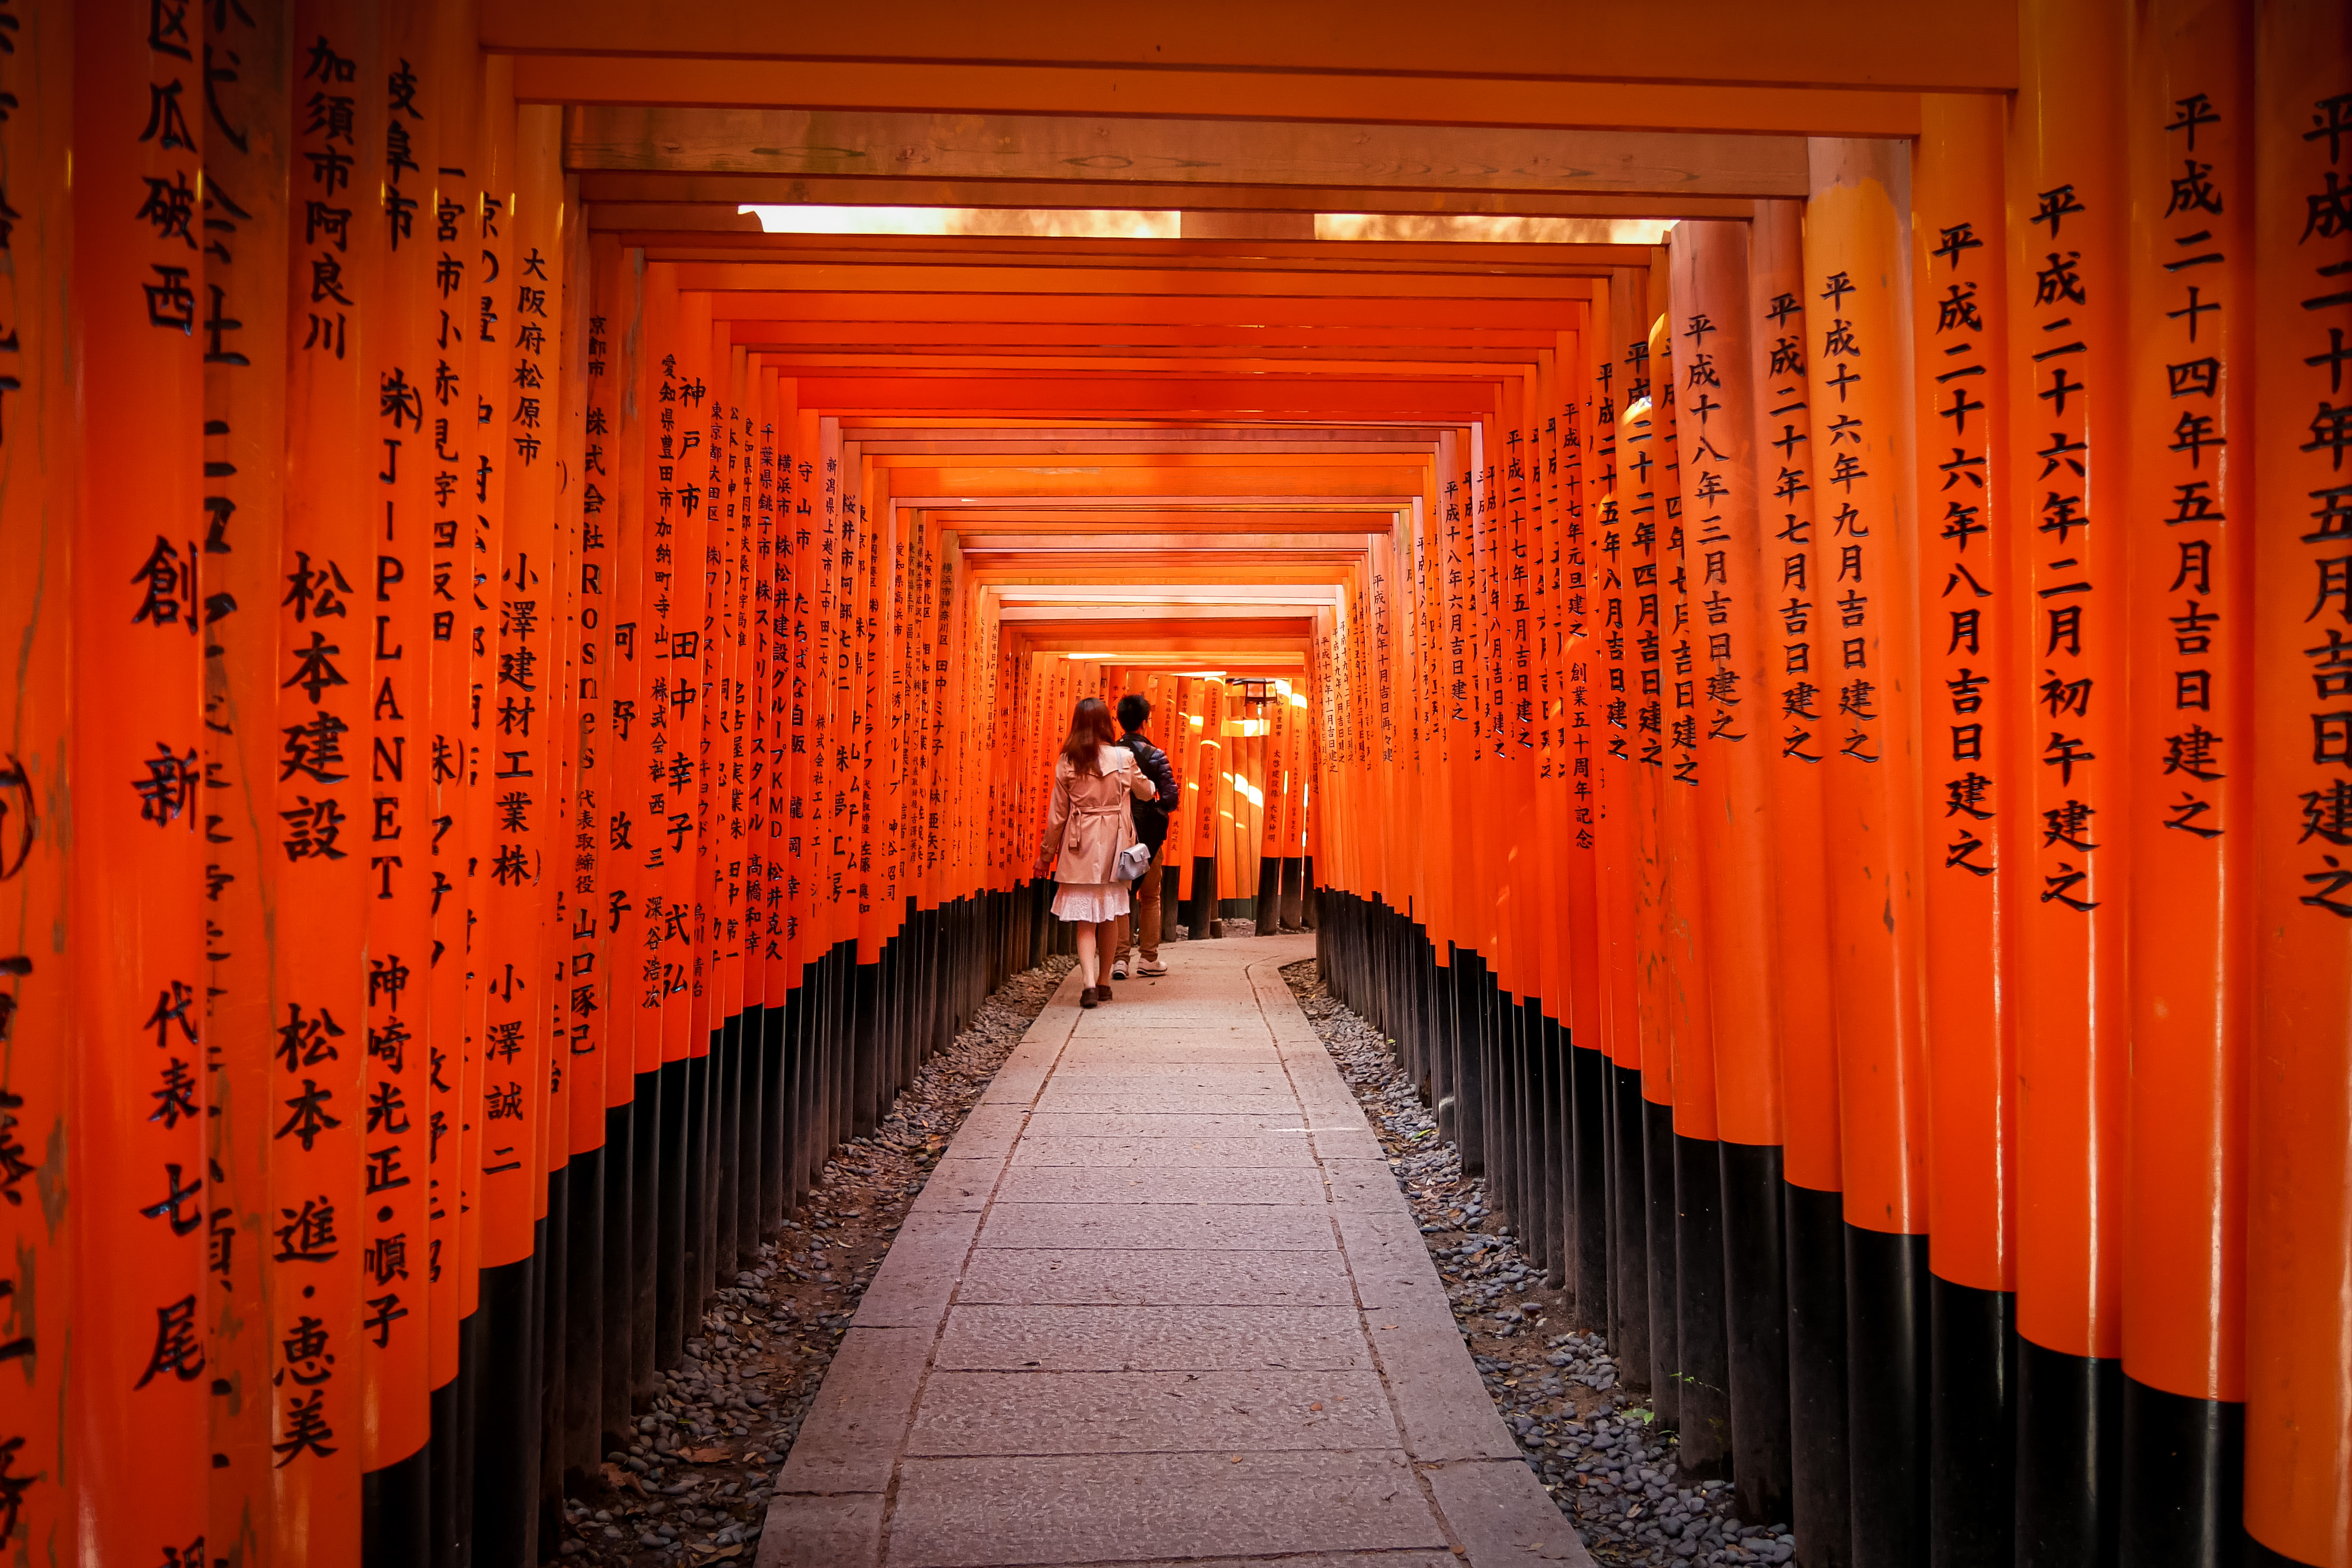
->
569 107 1810 198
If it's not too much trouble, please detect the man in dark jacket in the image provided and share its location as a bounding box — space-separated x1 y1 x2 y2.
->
1111 693 1179 978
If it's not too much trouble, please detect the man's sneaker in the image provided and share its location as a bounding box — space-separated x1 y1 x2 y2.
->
1110 960 1128 980
1137 960 1168 977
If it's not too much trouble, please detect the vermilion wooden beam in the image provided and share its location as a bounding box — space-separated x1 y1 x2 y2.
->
664 267 1613 305
611 229 1655 281
711 293 1591 328
738 323 1568 351
779 379 1504 415
485 0 2013 94
526 60 1925 138
567 107 1807 199
578 171 1762 220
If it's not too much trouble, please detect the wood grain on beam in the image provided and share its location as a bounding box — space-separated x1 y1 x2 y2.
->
567 107 1808 198
485 0 2012 94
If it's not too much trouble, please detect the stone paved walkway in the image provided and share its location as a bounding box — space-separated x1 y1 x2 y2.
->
755 934 1590 1568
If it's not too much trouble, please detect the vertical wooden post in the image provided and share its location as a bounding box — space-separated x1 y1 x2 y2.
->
1621 296 1681 1432
2246 4 2352 1564
271 6 382 1557
1560 318 1613 1335
2119 1 2255 1559
1594 266 1653 1388
1749 196 1851 1566
1910 89 2021 1568
466 59 546 1566
201 0 290 1549
0 3 74 1557
422 9 483 1548
1804 134 1932 1566
1677 217 1793 1522
71 0 214 1549
573 227 629 1474
2006 0 2133 1556
363 0 442 1549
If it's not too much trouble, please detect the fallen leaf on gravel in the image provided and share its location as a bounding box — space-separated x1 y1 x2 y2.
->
683 1447 734 1464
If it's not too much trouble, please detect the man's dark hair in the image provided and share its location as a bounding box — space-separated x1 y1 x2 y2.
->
1117 694 1151 732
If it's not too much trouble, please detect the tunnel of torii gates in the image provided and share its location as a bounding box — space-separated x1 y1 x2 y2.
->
3 0 2352 1565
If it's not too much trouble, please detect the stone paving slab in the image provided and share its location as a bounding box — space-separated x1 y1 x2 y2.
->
885 1450 1452 1566
976 1201 1341 1251
906 1367 1398 1454
1019 1111 1316 1138
1008 1135 1320 1167
759 936 1590 1568
934 1303 1371 1372
955 1248 1358 1306
995 1165 1329 1206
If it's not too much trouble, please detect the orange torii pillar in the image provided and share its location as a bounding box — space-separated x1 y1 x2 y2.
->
1748 196 1850 1566
2247 3 2352 1566
1652 249 1733 1482
1621 300 1681 1433
1592 263 1654 1391
1674 218 1795 1523
69 0 214 1556
201 0 291 1548
2120 2 2255 1558
0 2 68 1556
1186 679 1228 939
362 0 443 1549
1805 135 1932 1565
2008 0 2132 1556
1556 323 1614 1335
421 6 489 1546
272 7 387 1557
1911 91 2020 1567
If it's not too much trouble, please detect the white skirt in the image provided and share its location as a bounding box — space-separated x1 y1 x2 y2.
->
1051 881 1130 924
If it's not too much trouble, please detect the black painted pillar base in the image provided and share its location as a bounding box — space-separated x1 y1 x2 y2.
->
1845 1224 1929 1567
1608 1062 1651 1387
363 1442 432 1568
602 1097 637 1453
1784 1181 1851 1568
2118 1377 2244 1568
427 1369 464 1568
1570 1043 1610 1334
1720 1140 1792 1525
470 1233 545 1568
1929 1275 2015 1568
1186 855 1218 938
1642 1095 1680 1431
630 1066 662 1403
1674 1131 1732 1478
2015 1336 2123 1568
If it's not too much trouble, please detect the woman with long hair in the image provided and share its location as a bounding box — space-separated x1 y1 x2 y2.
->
1034 696 1158 1007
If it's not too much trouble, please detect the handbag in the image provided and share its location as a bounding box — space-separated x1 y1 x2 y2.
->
1114 840 1152 882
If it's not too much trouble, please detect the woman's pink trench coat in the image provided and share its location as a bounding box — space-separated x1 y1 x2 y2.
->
1038 745 1157 884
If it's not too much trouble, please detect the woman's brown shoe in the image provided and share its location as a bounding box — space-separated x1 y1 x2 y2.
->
1096 977 1112 1000
1079 986 1098 1008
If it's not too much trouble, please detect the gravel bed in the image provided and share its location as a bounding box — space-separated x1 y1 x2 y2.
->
1282 958 1797 1568
552 954 1077 1565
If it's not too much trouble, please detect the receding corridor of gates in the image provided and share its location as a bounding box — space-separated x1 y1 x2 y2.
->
4 2 2349 1565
